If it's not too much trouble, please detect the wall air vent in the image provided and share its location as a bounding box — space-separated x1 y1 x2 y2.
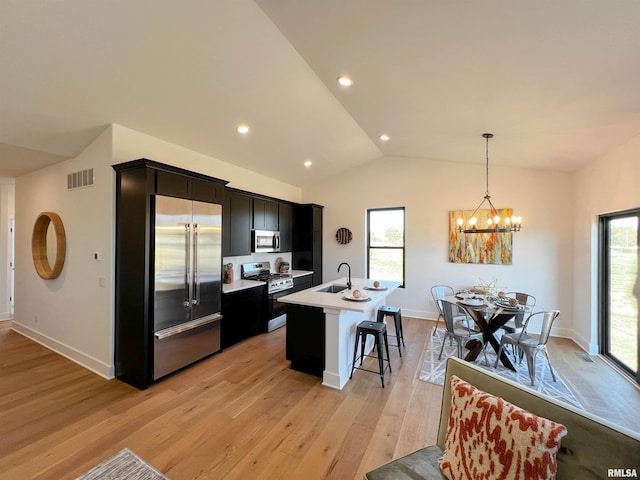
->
67 168 95 190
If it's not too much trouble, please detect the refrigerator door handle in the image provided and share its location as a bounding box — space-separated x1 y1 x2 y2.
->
184 223 191 307
192 223 200 305
154 313 223 340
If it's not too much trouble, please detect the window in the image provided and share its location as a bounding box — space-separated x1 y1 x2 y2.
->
599 209 639 384
367 207 405 286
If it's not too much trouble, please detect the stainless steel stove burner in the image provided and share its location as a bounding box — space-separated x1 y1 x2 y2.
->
241 261 293 294
241 261 293 332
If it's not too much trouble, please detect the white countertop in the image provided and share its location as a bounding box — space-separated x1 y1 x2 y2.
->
290 270 313 278
223 270 312 294
278 277 400 312
222 279 265 294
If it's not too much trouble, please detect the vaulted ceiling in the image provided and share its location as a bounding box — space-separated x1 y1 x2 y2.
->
1 0 639 186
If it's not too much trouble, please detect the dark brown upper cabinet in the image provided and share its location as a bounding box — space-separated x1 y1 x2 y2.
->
253 198 279 231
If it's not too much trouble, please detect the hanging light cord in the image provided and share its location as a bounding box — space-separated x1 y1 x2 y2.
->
457 132 521 232
469 133 496 216
484 133 491 197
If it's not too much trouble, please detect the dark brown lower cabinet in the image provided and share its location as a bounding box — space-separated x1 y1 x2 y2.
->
292 274 313 293
221 286 267 349
285 303 325 377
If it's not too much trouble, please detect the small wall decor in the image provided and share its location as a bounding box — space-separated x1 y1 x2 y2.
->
32 212 67 279
449 209 513 265
222 263 234 284
275 257 290 273
335 227 352 245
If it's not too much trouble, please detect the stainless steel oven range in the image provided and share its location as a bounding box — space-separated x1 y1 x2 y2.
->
241 261 293 332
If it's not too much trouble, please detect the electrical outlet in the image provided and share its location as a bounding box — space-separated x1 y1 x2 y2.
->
99 277 106 288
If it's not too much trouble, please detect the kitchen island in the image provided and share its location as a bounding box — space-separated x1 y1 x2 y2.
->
278 277 400 389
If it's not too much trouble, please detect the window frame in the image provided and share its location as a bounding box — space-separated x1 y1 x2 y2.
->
598 208 639 384
366 207 406 288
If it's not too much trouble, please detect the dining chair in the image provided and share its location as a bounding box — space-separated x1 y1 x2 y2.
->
430 285 466 335
501 291 537 334
495 310 560 386
438 300 488 365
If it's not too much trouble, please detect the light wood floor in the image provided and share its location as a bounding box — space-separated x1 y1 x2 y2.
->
1 317 638 480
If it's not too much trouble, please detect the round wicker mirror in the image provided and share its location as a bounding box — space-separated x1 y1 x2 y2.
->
32 212 66 280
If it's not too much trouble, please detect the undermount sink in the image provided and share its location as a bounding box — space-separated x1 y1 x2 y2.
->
316 284 349 294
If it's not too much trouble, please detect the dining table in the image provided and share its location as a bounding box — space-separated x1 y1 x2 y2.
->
444 293 526 371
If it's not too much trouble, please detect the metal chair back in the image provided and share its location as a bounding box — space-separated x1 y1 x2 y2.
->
506 291 537 311
431 285 454 319
503 309 561 385
539 310 559 345
439 300 487 363
431 285 455 335
519 310 560 347
441 300 473 332
505 291 537 329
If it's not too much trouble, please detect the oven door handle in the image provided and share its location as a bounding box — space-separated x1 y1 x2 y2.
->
269 288 293 299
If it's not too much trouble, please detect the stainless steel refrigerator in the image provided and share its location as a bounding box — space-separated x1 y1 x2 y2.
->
153 195 222 379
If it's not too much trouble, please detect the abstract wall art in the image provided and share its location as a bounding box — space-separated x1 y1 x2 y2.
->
449 209 513 265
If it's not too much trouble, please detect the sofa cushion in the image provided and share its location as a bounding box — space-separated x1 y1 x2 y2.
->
364 446 446 480
439 375 567 480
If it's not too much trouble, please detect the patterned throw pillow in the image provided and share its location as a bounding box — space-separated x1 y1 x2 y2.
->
439 375 568 480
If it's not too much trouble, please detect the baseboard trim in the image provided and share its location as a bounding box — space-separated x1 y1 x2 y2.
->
400 308 434 320
11 322 115 380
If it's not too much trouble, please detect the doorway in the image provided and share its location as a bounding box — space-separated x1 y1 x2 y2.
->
600 210 639 383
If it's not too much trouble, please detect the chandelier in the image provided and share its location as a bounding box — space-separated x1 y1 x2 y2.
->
457 133 522 233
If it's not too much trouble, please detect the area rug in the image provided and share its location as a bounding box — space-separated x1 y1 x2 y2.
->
76 448 169 480
419 328 582 409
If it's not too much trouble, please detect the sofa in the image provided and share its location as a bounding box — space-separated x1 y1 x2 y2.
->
365 357 640 479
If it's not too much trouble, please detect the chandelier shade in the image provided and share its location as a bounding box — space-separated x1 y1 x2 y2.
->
457 133 522 234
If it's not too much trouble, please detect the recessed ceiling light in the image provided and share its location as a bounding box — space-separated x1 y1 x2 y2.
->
379 134 390 141
337 75 353 87
303 160 313 167
236 124 249 134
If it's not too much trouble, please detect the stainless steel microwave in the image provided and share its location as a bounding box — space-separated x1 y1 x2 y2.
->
252 230 280 253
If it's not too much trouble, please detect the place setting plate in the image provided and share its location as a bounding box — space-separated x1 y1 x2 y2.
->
343 294 372 302
455 292 486 307
494 300 524 310
455 291 482 301
364 285 387 291
459 299 486 307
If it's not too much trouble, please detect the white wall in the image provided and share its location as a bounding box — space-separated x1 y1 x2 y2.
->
573 132 640 353
13 124 303 378
303 155 576 338
14 128 115 376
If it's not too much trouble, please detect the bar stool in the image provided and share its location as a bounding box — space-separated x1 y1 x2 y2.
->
350 321 392 387
377 306 405 356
